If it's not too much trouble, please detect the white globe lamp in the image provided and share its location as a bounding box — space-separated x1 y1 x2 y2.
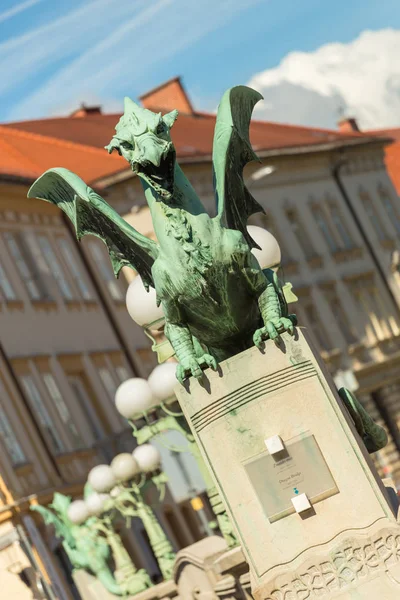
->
133 444 161 473
148 362 178 402
126 276 164 329
111 453 140 482
85 492 110 517
68 500 89 525
247 225 281 270
115 378 156 419
88 464 117 493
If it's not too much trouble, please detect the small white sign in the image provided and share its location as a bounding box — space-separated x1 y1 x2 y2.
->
291 493 312 514
264 434 285 455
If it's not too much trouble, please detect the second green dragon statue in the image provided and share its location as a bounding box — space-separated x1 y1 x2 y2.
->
28 85 295 384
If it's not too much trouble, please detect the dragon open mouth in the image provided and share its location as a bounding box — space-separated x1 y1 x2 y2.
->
136 150 176 201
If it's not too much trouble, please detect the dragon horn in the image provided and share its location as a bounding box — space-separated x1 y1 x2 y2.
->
124 96 141 113
163 109 178 128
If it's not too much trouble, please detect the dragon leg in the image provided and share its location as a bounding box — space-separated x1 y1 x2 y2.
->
165 322 216 383
253 269 297 348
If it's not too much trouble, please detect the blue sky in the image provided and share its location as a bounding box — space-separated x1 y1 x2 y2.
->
1 0 400 127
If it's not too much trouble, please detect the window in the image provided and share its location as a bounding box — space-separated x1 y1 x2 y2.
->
20 375 65 454
360 190 387 241
303 302 332 351
312 207 338 252
286 209 315 259
0 380 25 465
98 368 118 400
0 405 26 465
350 279 399 342
88 241 124 301
68 375 105 441
378 185 400 235
43 373 83 449
58 239 93 300
38 236 74 300
327 292 357 344
329 204 353 249
0 261 16 301
3 232 44 300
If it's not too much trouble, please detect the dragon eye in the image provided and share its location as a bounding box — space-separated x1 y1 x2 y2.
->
156 122 165 134
121 141 134 151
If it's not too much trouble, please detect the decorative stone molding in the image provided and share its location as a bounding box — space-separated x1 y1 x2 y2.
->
263 529 400 599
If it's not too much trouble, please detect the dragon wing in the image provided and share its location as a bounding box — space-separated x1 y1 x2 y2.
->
28 168 159 289
213 86 265 249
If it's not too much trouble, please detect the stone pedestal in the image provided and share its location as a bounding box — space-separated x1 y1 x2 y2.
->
175 328 400 599
73 570 178 600
173 536 227 599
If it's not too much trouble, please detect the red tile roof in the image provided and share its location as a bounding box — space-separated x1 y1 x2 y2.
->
366 127 400 194
0 78 389 185
0 125 126 184
2 110 376 159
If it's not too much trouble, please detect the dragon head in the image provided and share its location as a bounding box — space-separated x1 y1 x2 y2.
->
106 97 178 201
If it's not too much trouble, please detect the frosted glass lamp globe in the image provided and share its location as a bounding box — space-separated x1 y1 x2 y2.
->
247 225 281 270
86 492 110 517
133 444 161 473
126 276 164 329
111 453 140 482
115 378 155 419
68 500 89 525
148 362 178 402
88 465 117 493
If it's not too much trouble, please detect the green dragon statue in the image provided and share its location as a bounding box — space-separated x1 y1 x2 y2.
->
28 85 296 384
31 492 122 595
27 84 387 455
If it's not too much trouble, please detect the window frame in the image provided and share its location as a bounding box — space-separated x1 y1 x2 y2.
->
0 258 17 302
0 379 26 466
42 372 85 450
87 240 125 301
20 374 66 455
58 237 94 301
285 207 316 260
37 235 75 301
3 231 46 301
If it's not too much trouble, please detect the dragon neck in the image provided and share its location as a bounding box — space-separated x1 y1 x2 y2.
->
141 162 210 251
141 162 206 216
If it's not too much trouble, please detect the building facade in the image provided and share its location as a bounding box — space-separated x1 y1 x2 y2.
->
0 127 205 598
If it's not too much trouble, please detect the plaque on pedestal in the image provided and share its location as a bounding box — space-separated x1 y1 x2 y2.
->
244 432 338 522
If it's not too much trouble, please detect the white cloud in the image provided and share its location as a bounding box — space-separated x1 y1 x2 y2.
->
3 0 263 121
247 28 400 130
0 0 42 25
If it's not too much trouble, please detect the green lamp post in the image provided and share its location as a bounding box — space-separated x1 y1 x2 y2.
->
87 445 176 581
114 358 238 547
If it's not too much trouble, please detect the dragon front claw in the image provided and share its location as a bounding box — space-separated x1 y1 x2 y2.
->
253 317 295 349
176 353 217 384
